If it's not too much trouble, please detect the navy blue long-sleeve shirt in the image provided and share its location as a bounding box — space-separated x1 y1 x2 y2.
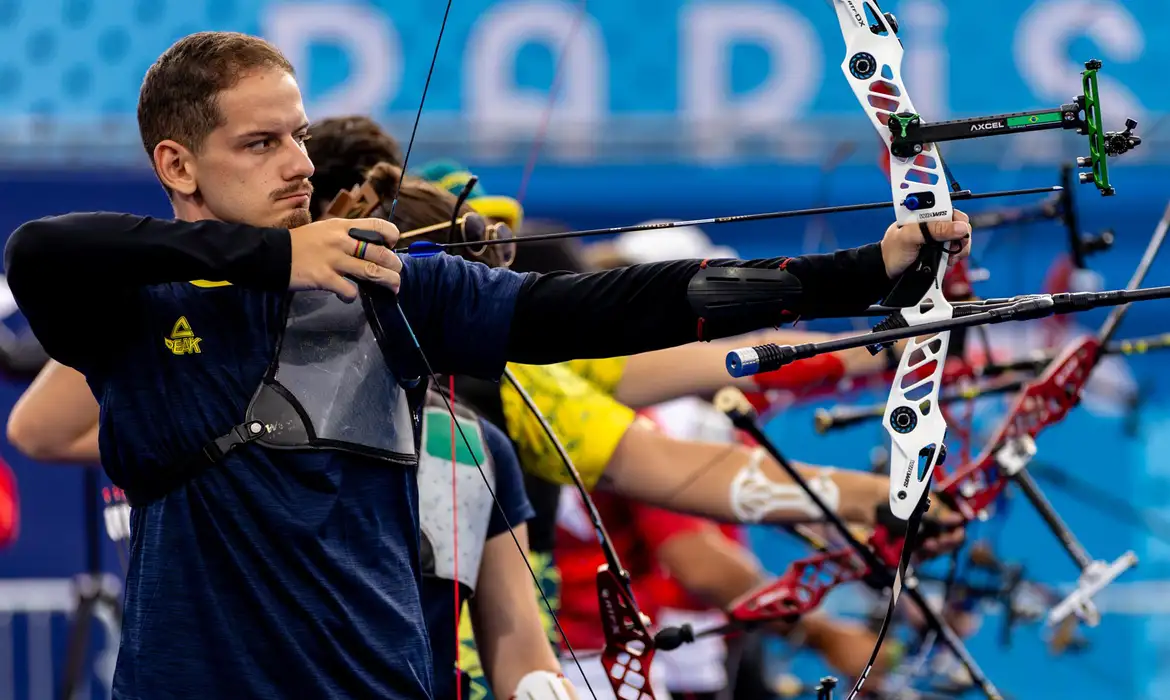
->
3 213 893 700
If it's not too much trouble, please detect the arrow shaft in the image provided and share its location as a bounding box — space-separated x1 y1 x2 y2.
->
430 186 1061 251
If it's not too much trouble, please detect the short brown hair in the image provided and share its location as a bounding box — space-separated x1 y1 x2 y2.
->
306 116 404 216
138 32 295 188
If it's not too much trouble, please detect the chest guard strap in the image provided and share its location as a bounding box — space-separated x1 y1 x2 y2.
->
122 420 268 507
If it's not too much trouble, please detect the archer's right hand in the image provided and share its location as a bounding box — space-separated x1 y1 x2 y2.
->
288 218 402 302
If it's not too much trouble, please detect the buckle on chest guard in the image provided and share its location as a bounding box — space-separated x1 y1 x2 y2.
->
204 421 268 462
123 420 271 507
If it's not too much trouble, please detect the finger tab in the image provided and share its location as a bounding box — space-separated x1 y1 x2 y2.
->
349 228 385 245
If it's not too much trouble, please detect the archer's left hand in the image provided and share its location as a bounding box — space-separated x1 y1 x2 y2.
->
880 209 972 279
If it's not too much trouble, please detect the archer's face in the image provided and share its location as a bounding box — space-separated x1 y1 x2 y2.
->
192 68 315 229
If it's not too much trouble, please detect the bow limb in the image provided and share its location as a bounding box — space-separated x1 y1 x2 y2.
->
502 369 656 700
832 5 956 697
834 0 955 520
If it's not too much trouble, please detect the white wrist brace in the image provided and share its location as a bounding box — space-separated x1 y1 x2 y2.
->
104 501 131 542
512 670 574 700
729 447 840 523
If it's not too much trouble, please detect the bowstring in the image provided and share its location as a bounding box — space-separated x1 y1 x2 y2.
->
399 330 602 700
450 374 462 700
514 0 590 206
375 3 470 695
382 2 603 698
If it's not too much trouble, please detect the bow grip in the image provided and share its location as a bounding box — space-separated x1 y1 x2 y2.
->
865 225 950 354
881 228 947 308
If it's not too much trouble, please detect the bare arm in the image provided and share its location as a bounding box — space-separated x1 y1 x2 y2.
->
7 360 101 463
600 421 886 526
614 331 903 408
471 524 578 700
656 526 767 609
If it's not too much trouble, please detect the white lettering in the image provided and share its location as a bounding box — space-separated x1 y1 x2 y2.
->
970 121 1005 131
682 2 822 162
465 0 605 162
843 0 864 27
262 3 401 118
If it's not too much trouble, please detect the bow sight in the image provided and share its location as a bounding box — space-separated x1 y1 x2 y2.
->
885 60 1141 197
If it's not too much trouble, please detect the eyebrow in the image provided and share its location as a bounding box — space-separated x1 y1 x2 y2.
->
235 122 311 142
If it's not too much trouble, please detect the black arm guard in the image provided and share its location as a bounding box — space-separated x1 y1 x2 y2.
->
686 262 802 339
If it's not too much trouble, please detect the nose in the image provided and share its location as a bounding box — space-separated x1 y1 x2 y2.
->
283 136 315 181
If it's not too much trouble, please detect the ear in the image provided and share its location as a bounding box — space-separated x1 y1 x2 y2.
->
153 139 199 196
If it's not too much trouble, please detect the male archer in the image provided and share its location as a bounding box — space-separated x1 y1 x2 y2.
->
5 32 971 700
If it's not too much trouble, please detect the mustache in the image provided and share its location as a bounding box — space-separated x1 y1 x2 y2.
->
272 182 314 201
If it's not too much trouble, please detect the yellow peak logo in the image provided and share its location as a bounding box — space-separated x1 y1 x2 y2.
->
164 316 202 355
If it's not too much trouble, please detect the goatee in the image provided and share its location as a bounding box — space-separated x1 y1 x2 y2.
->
281 209 312 229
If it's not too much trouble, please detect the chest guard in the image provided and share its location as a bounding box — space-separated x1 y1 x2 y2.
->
418 391 497 594
247 291 420 463
123 289 424 506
